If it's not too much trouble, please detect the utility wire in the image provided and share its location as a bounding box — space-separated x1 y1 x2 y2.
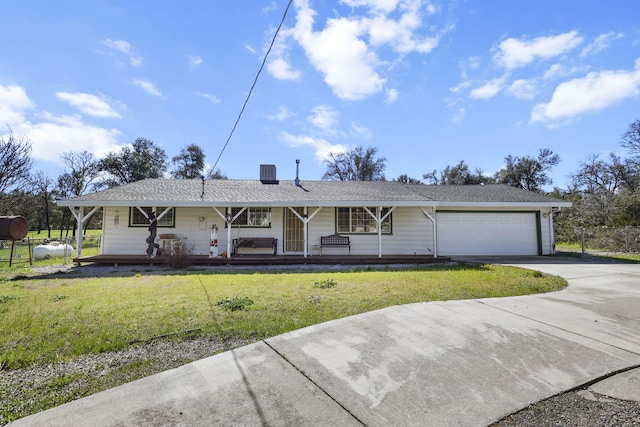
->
211 0 294 172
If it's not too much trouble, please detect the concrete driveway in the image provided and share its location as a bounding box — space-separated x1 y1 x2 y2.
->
11 257 640 426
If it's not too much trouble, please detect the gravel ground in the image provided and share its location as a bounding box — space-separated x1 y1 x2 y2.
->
492 388 640 426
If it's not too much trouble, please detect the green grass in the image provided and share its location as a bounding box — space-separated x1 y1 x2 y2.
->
556 243 640 263
1 265 565 369
0 263 567 423
0 230 102 272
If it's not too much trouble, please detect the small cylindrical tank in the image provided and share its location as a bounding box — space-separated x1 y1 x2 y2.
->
33 242 74 260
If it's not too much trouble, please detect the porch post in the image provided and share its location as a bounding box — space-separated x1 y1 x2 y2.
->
377 207 382 258
68 206 100 263
287 207 322 258
212 207 246 258
363 207 394 258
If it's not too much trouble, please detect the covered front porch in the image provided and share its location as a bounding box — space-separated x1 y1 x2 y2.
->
72 253 450 267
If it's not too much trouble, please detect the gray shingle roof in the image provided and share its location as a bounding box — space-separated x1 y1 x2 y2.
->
57 179 570 207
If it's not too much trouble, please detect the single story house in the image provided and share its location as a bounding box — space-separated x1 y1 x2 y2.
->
57 166 571 260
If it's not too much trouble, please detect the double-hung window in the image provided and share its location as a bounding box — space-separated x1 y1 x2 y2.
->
129 207 175 227
227 207 271 227
336 207 391 234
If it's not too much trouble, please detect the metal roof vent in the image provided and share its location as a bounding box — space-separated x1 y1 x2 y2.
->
260 164 279 184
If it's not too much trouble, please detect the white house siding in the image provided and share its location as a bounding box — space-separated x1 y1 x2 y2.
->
306 207 434 256
101 207 287 256
100 206 555 257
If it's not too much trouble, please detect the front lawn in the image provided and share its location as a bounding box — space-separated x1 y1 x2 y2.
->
0 263 566 423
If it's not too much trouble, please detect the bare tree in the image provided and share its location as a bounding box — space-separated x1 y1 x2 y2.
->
60 151 100 196
30 171 55 236
0 129 33 193
621 119 640 157
322 146 386 181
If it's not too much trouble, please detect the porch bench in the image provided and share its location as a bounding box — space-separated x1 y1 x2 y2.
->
232 237 277 256
319 234 351 255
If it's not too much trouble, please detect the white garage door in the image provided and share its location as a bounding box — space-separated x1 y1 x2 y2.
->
437 212 539 256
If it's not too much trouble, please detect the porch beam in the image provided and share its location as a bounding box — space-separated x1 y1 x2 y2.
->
363 207 395 258
212 207 247 258
68 206 100 263
287 207 322 258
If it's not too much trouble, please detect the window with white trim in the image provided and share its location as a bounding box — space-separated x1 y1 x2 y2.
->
129 207 175 227
336 207 391 234
227 207 271 227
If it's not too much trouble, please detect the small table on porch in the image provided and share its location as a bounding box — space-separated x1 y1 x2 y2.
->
159 238 185 256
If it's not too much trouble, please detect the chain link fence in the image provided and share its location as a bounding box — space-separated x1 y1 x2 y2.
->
557 226 640 254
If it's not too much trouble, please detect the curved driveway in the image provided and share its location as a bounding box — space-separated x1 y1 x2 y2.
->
12 257 640 426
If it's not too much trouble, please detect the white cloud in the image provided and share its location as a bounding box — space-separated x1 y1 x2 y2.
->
56 92 121 118
350 122 372 139
0 85 125 166
266 105 294 121
268 0 445 101
133 79 162 97
581 32 623 57
506 79 537 100
308 105 340 134
280 131 347 161
199 93 221 104
294 10 386 100
21 113 123 162
531 61 640 125
470 77 505 99
267 57 302 80
494 31 583 70
103 38 143 67
0 84 35 126
385 88 399 103
188 55 203 69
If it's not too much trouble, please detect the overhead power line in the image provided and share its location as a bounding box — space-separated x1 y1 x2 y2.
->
211 0 294 173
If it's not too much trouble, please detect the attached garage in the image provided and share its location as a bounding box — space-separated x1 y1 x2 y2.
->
437 212 540 256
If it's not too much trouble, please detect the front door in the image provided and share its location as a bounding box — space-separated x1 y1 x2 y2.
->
285 208 304 253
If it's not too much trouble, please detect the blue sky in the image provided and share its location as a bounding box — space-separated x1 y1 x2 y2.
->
1 0 639 190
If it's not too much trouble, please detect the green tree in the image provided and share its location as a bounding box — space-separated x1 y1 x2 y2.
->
495 148 560 192
394 174 423 184
322 146 386 181
424 161 494 185
206 168 228 179
171 144 206 179
98 138 167 188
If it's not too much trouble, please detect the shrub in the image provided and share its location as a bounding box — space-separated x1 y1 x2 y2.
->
313 279 337 289
216 296 254 312
164 242 194 269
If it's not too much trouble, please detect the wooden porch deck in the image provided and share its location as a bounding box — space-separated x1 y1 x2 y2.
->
73 254 450 267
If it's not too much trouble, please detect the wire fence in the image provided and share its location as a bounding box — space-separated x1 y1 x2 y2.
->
0 235 101 268
557 226 640 254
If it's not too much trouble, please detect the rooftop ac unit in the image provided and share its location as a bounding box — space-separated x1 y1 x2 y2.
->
260 164 278 184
